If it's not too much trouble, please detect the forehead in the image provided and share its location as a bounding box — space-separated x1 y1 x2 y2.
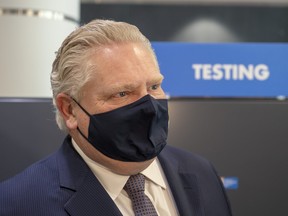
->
94 42 156 61
81 42 162 92
87 42 159 74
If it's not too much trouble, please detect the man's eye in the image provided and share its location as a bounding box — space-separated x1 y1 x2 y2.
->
111 91 129 99
117 92 127 97
150 84 159 90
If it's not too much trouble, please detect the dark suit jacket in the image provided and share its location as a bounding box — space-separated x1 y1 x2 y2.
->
0 136 232 216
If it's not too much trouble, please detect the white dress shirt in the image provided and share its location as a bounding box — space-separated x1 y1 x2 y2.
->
72 139 178 216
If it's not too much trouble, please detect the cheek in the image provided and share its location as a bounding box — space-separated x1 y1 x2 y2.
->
77 114 91 136
151 89 166 99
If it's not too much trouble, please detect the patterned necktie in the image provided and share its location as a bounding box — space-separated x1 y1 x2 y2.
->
124 174 158 216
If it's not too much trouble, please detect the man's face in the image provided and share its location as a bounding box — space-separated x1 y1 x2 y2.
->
71 42 166 175
78 42 166 115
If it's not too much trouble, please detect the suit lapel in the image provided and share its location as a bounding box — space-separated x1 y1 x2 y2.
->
158 146 205 216
57 136 122 216
64 170 122 216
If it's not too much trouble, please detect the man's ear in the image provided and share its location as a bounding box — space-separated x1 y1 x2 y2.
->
56 93 78 130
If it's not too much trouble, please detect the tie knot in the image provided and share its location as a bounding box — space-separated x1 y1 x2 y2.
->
124 173 145 194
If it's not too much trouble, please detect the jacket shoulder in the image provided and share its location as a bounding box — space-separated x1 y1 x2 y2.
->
159 145 233 216
0 152 69 215
161 145 212 168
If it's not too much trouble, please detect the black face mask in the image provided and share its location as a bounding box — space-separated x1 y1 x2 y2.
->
72 95 169 162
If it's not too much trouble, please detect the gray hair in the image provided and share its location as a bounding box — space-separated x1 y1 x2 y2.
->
50 19 157 131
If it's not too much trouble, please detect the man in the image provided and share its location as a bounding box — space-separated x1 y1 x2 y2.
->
0 19 232 216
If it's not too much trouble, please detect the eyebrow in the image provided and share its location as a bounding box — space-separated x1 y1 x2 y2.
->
101 73 164 95
102 83 138 96
111 83 138 91
147 74 164 85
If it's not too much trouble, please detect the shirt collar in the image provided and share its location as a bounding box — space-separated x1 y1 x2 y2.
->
72 139 166 200
141 159 166 189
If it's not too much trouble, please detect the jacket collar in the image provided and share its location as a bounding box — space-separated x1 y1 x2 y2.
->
158 146 204 216
57 136 122 216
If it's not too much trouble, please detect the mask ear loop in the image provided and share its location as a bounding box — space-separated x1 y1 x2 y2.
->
70 97 94 144
70 97 91 117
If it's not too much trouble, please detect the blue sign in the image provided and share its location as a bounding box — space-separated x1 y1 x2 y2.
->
152 42 288 98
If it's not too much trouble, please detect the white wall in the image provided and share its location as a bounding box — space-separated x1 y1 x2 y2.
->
0 0 79 97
